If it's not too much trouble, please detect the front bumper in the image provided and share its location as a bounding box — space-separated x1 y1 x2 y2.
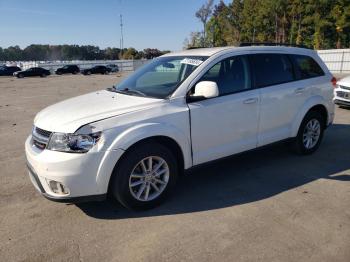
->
25 135 124 202
26 160 106 202
334 99 350 106
334 87 350 106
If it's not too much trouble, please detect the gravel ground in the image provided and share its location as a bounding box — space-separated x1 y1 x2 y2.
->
0 74 349 262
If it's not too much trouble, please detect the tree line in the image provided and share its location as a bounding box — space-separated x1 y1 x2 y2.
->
0 44 170 61
185 0 350 49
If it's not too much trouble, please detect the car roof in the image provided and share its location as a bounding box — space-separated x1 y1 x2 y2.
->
162 46 316 57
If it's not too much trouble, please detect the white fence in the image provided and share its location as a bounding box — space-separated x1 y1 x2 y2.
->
317 49 350 73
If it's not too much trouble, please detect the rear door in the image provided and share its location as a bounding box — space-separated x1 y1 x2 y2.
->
250 53 309 146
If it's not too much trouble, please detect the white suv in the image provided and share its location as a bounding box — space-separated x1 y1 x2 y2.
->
334 76 350 107
25 46 335 210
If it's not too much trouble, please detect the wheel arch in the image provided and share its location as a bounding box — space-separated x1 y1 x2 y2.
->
96 123 192 194
291 96 329 137
104 135 186 197
117 135 185 175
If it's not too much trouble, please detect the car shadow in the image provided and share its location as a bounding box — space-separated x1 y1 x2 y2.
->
77 123 350 219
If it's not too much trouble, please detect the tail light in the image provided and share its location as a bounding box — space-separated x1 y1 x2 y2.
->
331 76 337 88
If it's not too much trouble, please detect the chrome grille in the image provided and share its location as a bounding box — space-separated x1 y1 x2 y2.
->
336 91 348 98
32 126 52 149
35 127 52 138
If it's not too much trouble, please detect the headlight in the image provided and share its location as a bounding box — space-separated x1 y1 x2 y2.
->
47 132 101 153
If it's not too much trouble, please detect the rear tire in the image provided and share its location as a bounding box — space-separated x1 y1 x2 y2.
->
110 142 178 210
292 110 325 155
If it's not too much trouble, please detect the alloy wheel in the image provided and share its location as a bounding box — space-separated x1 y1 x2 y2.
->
302 118 321 149
129 156 170 202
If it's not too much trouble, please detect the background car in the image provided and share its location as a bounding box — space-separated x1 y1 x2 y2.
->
81 65 111 75
55 65 80 75
14 67 51 78
334 76 350 107
0 66 21 76
106 64 119 72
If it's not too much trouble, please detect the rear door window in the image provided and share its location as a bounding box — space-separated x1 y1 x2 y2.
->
290 55 324 79
250 54 294 88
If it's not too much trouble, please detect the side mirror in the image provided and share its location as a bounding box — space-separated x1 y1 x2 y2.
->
188 81 219 102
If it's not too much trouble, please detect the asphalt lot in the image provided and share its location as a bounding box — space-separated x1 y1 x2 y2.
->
0 74 349 262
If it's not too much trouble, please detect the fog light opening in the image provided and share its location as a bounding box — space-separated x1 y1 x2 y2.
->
46 179 69 195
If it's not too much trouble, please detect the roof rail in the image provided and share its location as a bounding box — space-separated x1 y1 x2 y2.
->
186 47 203 50
239 42 312 49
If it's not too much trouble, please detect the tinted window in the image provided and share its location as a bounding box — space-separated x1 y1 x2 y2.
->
200 55 251 96
250 54 294 88
291 55 324 79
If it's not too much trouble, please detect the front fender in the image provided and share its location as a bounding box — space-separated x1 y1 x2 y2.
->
290 95 329 137
107 122 192 169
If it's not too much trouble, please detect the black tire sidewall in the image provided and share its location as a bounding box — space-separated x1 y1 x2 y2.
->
111 143 178 210
295 111 324 155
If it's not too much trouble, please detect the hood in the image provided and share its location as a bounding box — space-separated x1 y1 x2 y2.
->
337 76 350 86
34 90 162 133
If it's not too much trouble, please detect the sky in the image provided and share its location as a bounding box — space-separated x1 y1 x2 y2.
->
0 0 229 51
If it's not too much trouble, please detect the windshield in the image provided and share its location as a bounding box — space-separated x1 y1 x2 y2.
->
111 56 208 99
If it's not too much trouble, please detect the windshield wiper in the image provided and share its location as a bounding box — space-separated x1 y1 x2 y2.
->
108 86 147 97
122 88 147 97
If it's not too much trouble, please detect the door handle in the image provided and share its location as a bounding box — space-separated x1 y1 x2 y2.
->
295 88 305 94
243 98 258 104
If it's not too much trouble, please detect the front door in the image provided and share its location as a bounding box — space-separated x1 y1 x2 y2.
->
188 55 260 165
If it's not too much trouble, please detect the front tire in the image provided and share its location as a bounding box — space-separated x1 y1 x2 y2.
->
110 142 178 210
292 111 325 155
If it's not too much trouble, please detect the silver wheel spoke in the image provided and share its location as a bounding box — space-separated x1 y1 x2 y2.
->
154 168 167 177
130 180 144 187
144 184 151 200
140 160 147 173
154 178 166 185
152 160 165 174
136 183 146 199
148 157 153 172
150 182 160 192
130 173 144 179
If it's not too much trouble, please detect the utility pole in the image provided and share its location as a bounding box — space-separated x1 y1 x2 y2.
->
252 28 256 43
120 14 124 59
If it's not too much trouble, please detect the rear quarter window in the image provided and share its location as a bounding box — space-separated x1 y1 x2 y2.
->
290 55 324 80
